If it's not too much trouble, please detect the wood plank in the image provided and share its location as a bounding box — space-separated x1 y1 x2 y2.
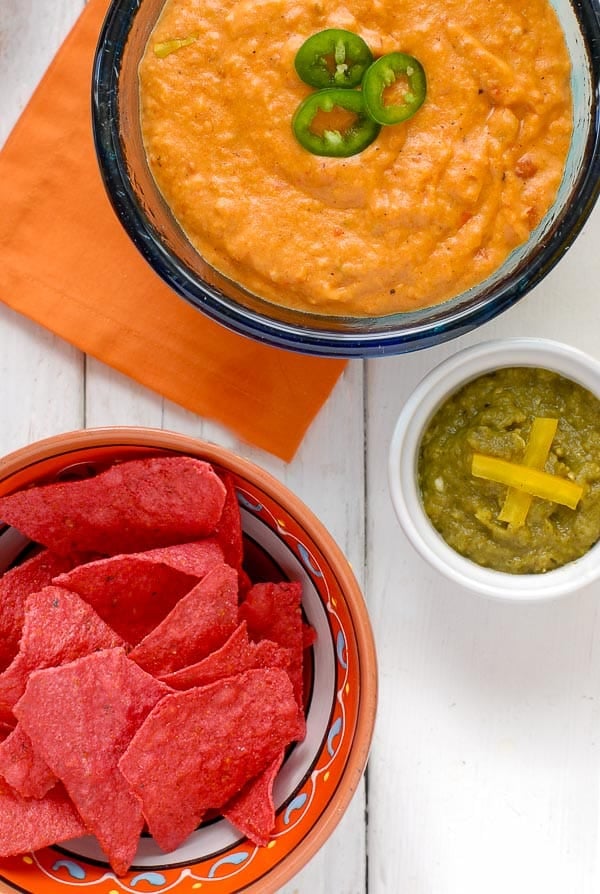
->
366 199 600 893
0 1 85 145
85 357 164 428
0 0 86 458
0 0 370 881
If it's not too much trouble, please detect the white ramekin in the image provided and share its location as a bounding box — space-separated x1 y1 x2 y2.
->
388 338 600 601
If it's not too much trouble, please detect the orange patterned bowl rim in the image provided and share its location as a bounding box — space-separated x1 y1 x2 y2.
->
0 427 378 894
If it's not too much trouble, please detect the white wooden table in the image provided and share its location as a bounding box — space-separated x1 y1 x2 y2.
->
2 3 600 892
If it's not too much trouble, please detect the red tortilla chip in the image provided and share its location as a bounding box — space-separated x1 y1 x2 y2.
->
53 540 224 644
0 586 124 718
129 563 238 676
0 550 87 671
239 582 305 709
0 779 86 857
241 539 286 586
119 667 304 853
303 623 317 649
238 567 253 599
223 751 284 846
213 471 243 574
0 724 57 799
0 456 227 556
14 648 169 876
159 621 291 690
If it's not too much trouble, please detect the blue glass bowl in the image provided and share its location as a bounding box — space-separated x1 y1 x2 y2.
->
92 0 600 358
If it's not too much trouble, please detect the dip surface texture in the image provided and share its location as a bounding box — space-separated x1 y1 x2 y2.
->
139 0 572 317
418 368 600 574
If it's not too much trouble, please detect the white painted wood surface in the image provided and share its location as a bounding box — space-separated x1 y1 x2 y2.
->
2 3 600 893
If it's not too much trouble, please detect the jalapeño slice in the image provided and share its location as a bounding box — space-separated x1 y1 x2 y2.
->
292 88 381 157
362 52 427 125
294 29 374 89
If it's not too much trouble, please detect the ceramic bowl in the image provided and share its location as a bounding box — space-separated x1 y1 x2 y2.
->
0 427 377 894
91 0 600 358
388 338 600 601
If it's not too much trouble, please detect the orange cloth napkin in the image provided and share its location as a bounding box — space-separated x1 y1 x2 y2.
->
0 0 346 462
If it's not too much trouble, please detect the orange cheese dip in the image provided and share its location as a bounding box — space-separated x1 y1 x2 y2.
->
139 0 572 317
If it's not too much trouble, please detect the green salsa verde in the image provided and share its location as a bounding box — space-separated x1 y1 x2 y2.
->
418 367 600 574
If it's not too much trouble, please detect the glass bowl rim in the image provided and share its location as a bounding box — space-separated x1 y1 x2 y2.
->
92 0 600 358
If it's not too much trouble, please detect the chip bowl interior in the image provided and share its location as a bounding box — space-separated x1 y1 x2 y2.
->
0 427 377 894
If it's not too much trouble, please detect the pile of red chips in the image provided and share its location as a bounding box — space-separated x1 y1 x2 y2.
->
0 456 311 876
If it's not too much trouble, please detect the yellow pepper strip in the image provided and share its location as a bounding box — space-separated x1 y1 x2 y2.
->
498 417 558 527
472 452 583 510
154 35 198 58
